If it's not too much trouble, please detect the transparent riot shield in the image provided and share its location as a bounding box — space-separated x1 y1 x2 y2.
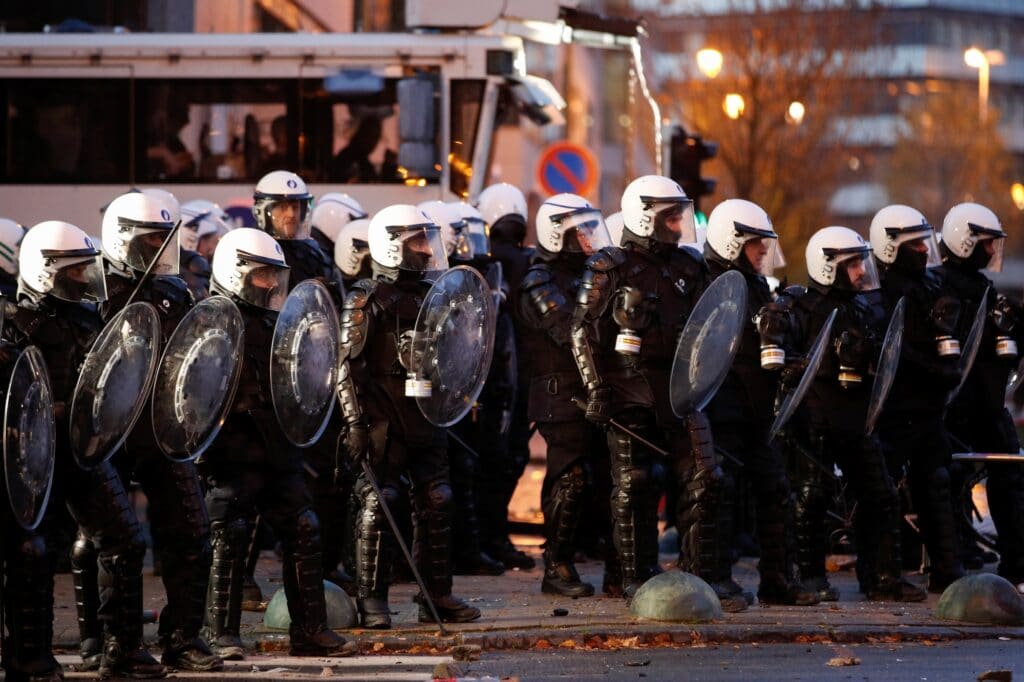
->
865 297 905 436
3 346 55 530
768 308 837 441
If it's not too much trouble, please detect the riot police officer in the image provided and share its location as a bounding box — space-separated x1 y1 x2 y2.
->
311 193 367 258
142 189 211 301
870 204 965 593
473 183 536 571
200 228 355 659
337 204 481 628
767 226 926 602
519 193 615 597
571 174 710 599
7 221 170 678
937 202 1024 589
0 218 26 298
334 217 373 289
703 199 817 607
181 199 233 298
65 192 222 672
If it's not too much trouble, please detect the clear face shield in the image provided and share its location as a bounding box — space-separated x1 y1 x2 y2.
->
449 220 474 261
971 223 1006 273
891 225 942 269
342 237 370 278
830 249 881 292
740 236 780 277
264 197 313 241
641 196 697 245
465 217 490 258
237 258 291 312
388 223 449 273
120 218 180 276
46 251 108 303
553 208 613 255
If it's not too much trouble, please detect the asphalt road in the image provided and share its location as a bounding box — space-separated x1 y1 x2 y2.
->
469 640 1023 681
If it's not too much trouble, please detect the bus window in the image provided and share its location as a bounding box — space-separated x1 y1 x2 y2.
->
135 79 293 183
0 79 129 183
449 79 486 199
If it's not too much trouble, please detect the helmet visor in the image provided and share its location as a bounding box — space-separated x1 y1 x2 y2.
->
239 263 291 311
340 238 370 277
123 222 180 276
388 224 449 273
264 197 313 240
466 218 490 258
553 208 612 254
889 224 942 268
982 234 1006 273
741 236 780 278
641 196 696 245
831 250 880 291
450 225 474 261
50 254 108 303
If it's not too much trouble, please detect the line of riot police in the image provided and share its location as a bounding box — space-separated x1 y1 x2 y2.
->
1 168 1022 682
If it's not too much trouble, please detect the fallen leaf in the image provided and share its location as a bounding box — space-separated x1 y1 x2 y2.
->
977 671 1012 682
319 667 334 677
534 639 552 650
372 642 385 652
826 657 861 667
558 639 577 649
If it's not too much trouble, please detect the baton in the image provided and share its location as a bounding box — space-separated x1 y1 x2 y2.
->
447 429 483 461
359 460 449 636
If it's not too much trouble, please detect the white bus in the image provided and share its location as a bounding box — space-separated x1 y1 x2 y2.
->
0 31 561 229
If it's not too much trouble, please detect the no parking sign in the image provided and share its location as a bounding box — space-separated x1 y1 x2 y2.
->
537 141 599 198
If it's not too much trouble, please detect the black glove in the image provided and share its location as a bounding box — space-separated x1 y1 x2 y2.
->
992 295 1022 335
756 301 791 348
343 422 370 463
835 329 871 371
930 296 962 337
585 386 612 424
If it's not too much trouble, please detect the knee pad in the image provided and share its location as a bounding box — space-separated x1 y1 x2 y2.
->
419 479 453 513
17 534 47 563
71 533 96 564
212 517 251 552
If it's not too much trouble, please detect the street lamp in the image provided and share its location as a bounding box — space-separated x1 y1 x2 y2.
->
1012 182 1024 211
723 93 745 119
696 48 723 79
786 101 806 125
964 46 1006 123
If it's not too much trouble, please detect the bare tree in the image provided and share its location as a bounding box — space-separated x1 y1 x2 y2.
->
884 84 1022 253
653 0 884 275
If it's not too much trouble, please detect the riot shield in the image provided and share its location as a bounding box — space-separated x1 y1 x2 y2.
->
484 260 504 308
151 296 244 461
69 302 160 468
864 297 905 436
409 265 497 427
767 308 837 442
270 279 339 447
947 287 989 408
3 346 55 530
669 270 748 417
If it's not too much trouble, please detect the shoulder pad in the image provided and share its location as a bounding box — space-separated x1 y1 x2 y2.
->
184 252 212 277
586 246 626 273
340 286 373 359
521 265 555 292
151 275 192 303
779 284 807 302
344 281 377 310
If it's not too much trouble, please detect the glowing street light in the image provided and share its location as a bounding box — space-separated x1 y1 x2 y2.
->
786 101 806 125
1012 182 1024 211
696 48 723 79
964 46 1006 123
723 93 745 119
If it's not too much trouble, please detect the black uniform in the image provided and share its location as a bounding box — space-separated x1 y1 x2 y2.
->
67 268 217 670
5 292 166 677
703 253 811 605
0 270 17 298
179 249 211 301
778 283 920 600
877 261 965 591
937 256 1024 584
476 225 536 570
519 248 610 597
338 267 480 628
571 237 709 597
199 294 350 656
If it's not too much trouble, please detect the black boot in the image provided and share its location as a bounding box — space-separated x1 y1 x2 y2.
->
800 575 840 602
160 630 223 671
71 532 102 670
541 466 594 597
98 640 166 680
602 553 624 597
866 575 927 602
416 593 481 623
289 628 357 657
201 521 248 660
757 576 820 606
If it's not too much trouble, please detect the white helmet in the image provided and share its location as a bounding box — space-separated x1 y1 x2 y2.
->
621 174 696 245
869 204 940 268
19 221 107 302
0 218 27 276
806 226 880 291
311 193 368 244
252 170 313 240
454 201 490 258
941 202 1006 272
706 198 778 275
368 204 448 273
418 200 471 260
535 193 612 255
140 188 181 224
605 212 624 247
181 199 231 252
102 192 180 276
211 227 291 311
334 218 371 278
476 183 528 227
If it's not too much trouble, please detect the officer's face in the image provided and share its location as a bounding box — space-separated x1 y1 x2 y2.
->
742 237 769 271
270 201 302 238
402 232 433 270
844 257 868 290
905 236 930 254
983 239 997 257
63 262 91 284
